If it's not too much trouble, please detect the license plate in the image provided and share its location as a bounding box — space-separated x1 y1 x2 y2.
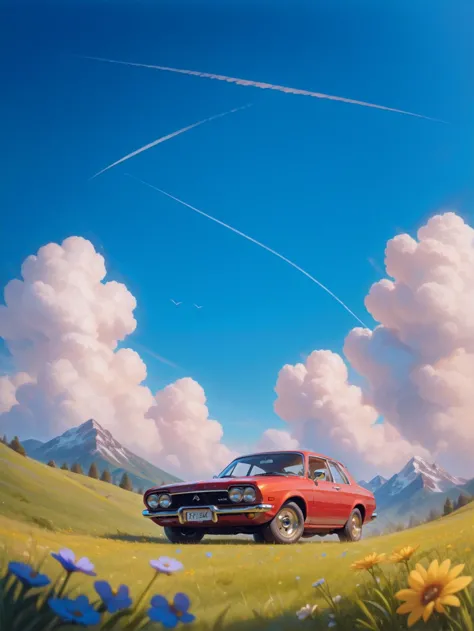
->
185 509 212 522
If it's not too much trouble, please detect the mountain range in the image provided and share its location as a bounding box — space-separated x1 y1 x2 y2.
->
23 419 181 491
359 456 472 528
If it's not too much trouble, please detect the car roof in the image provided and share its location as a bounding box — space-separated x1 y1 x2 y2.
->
237 449 346 467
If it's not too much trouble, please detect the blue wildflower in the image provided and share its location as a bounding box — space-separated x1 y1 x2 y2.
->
49 595 100 626
341 551 347 557
8 562 51 588
148 593 195 628
94 581 132 613
312 578 325 588
51 548 96 576
321 553 327 558
205 552 212 558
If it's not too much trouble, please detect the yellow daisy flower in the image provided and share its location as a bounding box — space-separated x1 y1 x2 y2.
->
395 559 472 627
390 546 419 563
351 553 386 571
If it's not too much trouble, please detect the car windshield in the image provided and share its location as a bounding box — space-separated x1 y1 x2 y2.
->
218 452 304 478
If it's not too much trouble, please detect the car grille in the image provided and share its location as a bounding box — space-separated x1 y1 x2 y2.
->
169 491 233 509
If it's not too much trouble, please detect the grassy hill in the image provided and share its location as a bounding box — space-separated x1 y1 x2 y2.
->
0 443 161 538
1 444 473 631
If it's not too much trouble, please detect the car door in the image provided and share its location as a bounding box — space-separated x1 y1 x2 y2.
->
307 457 343 527
327 461 355 524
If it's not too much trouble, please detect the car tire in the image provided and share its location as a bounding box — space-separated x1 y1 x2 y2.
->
253 530 266 543
337 508 363 543
262 501 305 544
164 527 205 544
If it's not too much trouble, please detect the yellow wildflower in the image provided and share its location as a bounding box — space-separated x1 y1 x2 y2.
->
351 553 386 571
390 545 419 563
395 559 472 627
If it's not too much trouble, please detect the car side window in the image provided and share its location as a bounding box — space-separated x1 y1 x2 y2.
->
308 457 331 482
328 462 349 485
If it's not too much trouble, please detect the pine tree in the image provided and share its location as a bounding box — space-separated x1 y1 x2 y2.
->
119 472 133 491
456 494 470 510
47 460 56 468
0 434 7 445
9 436 26 457
427 509 440 522
60 463 69 471
100 469 112 483
88 462 99 479
137 488 144 495
71 462 83 475
443 497 454 516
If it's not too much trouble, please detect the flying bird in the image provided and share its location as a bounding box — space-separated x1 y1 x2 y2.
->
90 104 250 179
170 299 182 306
81 55 443 122
127 174 368 327
193 304 203 309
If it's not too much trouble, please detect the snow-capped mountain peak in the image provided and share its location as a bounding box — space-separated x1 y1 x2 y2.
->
358 475 388 493
374 456 467 507
22 418 180 489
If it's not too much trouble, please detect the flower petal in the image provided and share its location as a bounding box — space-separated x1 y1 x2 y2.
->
59 549 75 562
181 613 196 624
439 594 461 607
395 589 418 602
408 572 425 590
447 564 465 581
95 581 113 600
441 576 472 595
173 593 190 613
407 607 424 628
397 603 415 614
415 564 428 580
150 595 169 609
422 601 435 622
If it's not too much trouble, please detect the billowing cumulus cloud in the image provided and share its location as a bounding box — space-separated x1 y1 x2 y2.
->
256 428 300 452
272 212 474 478
0 237 231 477
147 378 237 478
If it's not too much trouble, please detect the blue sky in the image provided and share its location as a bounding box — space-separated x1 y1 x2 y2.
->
1 0 473 447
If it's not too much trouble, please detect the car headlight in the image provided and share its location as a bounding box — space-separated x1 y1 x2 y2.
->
147 493 160 510
243 486 256 503
159 493 172 508
228 487 244 503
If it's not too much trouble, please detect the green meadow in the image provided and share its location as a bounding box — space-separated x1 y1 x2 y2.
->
1 444 473 630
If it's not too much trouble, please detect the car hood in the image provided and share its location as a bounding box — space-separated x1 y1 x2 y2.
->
145 475 296 494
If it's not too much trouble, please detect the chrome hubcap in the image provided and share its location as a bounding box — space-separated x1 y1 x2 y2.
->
277 508 299 538
351 514 362 539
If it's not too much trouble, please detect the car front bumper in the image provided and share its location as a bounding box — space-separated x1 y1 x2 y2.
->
143 503 274 525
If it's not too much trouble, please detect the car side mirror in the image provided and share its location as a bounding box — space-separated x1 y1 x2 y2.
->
313 471 326 484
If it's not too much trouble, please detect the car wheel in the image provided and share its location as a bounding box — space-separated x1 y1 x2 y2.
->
337 508 363 543
253 530 266 543
164 527 205 544
262 501 305 544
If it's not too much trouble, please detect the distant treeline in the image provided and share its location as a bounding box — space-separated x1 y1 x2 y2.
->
0 435 144 495
369 493 473 537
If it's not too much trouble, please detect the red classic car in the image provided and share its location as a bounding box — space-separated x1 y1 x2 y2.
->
142 450 377 544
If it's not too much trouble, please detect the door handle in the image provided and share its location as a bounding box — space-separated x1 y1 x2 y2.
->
333 486 341 491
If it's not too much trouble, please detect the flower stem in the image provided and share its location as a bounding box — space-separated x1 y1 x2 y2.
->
56 572 72 598
125 572 159 628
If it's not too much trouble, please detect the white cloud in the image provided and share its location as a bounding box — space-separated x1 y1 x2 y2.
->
270 212 474 479
256 428 300 452
0 236 232 478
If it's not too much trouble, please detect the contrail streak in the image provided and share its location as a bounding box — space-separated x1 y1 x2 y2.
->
132 342 181 369
125 173 368 327
90 105 250 179
81 55 443 122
